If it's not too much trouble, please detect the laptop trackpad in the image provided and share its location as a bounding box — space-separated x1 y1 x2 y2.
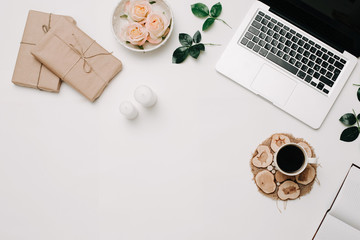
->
251 64 297 106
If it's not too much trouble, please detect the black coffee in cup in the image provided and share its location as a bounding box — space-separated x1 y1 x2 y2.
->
276 144 305 173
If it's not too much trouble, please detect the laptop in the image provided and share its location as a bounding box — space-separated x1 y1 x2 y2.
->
216 0 360 129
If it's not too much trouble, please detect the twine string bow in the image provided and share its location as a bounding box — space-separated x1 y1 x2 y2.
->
42 13 52 33
68 34 113 73
20 13 52 45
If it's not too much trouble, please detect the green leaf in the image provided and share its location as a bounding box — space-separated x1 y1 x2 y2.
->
188 44 205 59
120 14 128 18
357 87 360 102
191 3 209 18
202 17 215 31
193 31 201 43
189 44 205 59
189 46 200 59
339 113 356 126
210 2 222 18
172 46 189 64
340 126 360 142
358 114 360 121
138 45 144 50
149 1 156 4
195 43 205 51
179 33 193 46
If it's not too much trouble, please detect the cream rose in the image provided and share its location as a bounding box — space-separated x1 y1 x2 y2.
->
145 13 170 44
127 0 152 22
122 22 148 46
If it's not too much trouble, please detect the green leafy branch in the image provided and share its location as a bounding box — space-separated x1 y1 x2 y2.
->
339 84 360 142
172 31 219 64
339 110 360 142
191 2 231 31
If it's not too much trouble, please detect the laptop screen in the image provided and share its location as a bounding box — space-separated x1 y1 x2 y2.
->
261 0 360 57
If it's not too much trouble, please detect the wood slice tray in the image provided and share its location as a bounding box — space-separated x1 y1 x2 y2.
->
250 133 318 201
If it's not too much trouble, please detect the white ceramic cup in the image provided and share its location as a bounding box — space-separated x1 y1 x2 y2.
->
274 143 317 176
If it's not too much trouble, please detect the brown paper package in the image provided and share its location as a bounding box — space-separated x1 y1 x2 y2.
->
31 17 123 102
11 10 76 92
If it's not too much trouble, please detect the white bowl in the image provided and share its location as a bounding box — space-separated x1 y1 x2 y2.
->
112 0 174 53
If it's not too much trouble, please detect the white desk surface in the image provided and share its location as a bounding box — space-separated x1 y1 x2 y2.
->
1 0 360 239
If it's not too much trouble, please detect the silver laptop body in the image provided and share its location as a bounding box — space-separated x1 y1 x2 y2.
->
216 1 358 129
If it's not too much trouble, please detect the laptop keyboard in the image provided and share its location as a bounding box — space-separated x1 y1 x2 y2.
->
239 11 347 95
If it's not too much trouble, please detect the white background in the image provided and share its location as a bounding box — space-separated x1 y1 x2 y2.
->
1 0 360 239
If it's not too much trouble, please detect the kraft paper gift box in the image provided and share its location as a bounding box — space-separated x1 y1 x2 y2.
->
31 17 122 102
11 10 76 92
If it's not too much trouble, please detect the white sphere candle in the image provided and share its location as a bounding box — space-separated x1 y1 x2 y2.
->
134 85 157 107
119 101 138 120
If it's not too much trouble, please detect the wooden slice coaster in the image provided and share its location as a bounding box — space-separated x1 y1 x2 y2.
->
250 133 318 201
